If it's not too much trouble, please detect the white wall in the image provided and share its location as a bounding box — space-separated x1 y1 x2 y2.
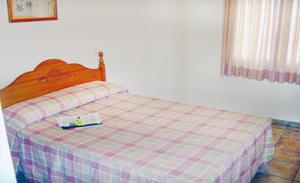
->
0 0 188 102
0 0 299 122
184 0 300 122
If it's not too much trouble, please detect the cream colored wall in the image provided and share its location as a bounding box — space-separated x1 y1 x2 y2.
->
0 0 299 122
184 0 300 122
0 0 188 102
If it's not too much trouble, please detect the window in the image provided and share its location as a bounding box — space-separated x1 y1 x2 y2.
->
221 0 300 84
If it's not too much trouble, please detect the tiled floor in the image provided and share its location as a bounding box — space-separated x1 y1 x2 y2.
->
251 124 300 183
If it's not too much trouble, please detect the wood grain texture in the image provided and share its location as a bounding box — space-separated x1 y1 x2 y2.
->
0 51 106 108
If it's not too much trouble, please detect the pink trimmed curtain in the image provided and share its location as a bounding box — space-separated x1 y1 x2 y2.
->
221 0 300 84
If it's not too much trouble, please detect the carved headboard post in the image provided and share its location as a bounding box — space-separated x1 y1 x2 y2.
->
98 51 106 81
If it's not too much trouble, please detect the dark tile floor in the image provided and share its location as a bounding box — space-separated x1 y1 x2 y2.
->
251 124 300 183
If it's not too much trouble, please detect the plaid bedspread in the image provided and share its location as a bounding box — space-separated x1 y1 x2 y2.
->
3 82 273 183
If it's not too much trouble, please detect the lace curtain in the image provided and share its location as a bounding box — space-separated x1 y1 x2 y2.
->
221 0 300 84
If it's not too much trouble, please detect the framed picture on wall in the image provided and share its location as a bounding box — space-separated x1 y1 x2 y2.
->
7 0 58 23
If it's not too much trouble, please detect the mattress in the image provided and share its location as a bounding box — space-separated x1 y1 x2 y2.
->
3 81 274 183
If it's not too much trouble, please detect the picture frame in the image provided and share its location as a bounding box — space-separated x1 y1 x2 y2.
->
7 0 58 23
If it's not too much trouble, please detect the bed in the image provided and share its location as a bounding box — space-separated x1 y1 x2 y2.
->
0 51 274 183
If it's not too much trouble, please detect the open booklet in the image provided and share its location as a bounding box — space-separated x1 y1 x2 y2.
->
57 113 102 129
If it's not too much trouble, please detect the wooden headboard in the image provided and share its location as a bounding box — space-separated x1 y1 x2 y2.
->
0 51 106 108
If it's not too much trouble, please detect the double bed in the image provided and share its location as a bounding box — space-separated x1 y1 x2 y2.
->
0 52 273 183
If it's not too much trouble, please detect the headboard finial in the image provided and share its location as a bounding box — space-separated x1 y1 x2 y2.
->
98 51 106 81
98 51 104 63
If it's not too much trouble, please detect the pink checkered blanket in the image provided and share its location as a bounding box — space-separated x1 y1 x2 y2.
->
3 81 273 183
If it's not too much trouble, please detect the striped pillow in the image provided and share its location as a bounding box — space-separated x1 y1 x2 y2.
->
3 81 127 129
